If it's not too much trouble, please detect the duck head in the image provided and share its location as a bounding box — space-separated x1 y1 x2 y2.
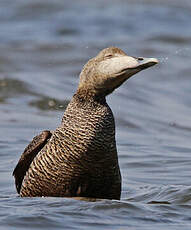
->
78 47 158 97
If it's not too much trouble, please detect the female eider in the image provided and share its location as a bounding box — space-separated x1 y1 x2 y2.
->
13 47 158 199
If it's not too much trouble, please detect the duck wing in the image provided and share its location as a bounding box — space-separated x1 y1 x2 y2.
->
13 130 52 194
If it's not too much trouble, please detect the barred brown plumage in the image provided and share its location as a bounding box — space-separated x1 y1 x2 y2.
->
13 47 158 199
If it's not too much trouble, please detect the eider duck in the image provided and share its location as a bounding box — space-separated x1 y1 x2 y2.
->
13 47 158 199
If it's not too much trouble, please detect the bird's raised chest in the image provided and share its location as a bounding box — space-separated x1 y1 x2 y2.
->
59 97 116 153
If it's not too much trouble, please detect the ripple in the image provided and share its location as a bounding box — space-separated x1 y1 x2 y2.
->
0 78 35 101
29 97 69 111
150 35 191 44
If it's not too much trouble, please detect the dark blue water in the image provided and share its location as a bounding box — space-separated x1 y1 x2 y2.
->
0 0 191 229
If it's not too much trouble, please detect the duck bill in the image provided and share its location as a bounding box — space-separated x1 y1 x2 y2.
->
97 55 158 79
120 56 158 79
134 57 159 70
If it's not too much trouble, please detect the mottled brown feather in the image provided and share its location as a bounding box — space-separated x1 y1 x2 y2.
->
19 95 121 199
13 130 52 193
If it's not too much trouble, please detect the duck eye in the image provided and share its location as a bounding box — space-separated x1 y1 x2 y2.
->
105 54 113 59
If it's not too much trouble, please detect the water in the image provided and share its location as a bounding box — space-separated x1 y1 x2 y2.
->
0 0 191 229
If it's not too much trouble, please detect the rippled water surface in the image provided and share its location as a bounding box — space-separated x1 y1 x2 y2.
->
0 0 191 229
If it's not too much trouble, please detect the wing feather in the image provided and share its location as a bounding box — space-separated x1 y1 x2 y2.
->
13 130 52 193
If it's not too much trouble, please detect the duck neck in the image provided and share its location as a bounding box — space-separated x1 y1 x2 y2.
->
74 87 106 106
